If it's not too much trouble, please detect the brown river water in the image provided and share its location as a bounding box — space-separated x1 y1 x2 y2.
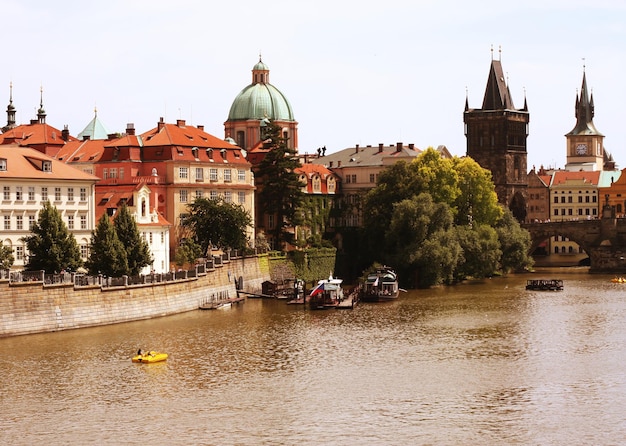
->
1 270 625 445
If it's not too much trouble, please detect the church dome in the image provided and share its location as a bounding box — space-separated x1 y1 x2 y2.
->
227 58 295 122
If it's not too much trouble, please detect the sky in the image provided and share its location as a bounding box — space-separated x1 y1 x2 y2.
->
3 0 625 171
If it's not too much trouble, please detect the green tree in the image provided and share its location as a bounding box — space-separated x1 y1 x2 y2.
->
451 156 502 226
22 202 83 273
174 237 203 267
183 197 252 254
114 203 153 275
86 214 128 277
496 209 534 273
0 245 14 270
454 224 501 280
255 120 304 248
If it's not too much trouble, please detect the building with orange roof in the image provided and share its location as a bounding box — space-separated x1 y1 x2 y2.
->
0 144 99 269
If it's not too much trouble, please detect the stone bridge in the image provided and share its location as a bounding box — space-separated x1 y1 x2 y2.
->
522 212 626 273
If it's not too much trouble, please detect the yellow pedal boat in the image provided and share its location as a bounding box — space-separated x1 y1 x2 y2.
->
132 351 168 363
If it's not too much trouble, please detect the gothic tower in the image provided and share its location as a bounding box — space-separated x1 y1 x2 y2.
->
464 52 529 221
564 67 604 171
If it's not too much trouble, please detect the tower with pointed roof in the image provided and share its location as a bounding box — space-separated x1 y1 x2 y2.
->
464 50 530 221
224 57 298 152
3 82 16 133
564 67 604 171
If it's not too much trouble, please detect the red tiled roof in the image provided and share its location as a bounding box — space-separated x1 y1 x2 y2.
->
551 170 600 186
0 144 99 181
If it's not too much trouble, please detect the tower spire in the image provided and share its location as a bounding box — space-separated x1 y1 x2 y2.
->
4 81 16 132
37 84 46 124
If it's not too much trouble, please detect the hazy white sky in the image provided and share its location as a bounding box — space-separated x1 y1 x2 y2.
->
3 0 625 170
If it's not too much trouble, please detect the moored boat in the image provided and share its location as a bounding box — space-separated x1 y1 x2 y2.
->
131 351 168 363
308 276 344 310
361 266 399 302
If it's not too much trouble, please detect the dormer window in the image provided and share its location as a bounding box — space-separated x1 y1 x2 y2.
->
42 161 52 172
0 158 6 171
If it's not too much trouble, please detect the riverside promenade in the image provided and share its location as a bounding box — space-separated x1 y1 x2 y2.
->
0 252 270 338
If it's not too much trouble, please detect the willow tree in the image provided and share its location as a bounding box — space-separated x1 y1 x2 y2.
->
22 202 83 273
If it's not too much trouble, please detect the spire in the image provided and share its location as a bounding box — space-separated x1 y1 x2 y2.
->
4 81 16 132
481 59 514 110
567 66 602 136
37 85 46 124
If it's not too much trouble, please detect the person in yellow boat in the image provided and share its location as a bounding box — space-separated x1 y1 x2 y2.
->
137 348 143 356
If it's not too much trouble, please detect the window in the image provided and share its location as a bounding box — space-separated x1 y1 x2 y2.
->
28 215 35 229
161 233 165 244
149 232 153 244
553 196 558 203
238 169 246 181
67 187 74 202
210 190 218 200
554 209 558 216
16 186 22 201
80 188 87 201
55 187 61 201
179 167 188 179
268 214 275 229
313 176 321 193
238 192 246 204
224 191 232 203
16 215 23 230
4 215 10 230
16 246 23 261
585 196 590 203
80 244 88 259
180 190 188 203
110 168 117 179
195 190 203 200
41 187 48 201
119 168 124 179
80 215 87 229
67 215 74 229
28 187 35 201
370 173 376 183
568 196 572 203
560 196 565 203
42 161 52 172
3 186 9 200
224 169 232 182
0 159 6 171
195 167 204 181
103 168 108 179
209 168 218 181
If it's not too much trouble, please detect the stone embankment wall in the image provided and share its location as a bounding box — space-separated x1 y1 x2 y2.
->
0 255 269 338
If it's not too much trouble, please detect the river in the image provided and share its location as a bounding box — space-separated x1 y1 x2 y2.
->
1 270 625 445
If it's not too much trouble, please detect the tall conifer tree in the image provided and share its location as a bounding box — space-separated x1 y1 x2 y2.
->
86 214 128 277
114 203 153 275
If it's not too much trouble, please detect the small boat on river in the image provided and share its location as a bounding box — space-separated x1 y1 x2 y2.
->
131 351 168 363
525 279 564 291
361 266 399 302
309 276 344 310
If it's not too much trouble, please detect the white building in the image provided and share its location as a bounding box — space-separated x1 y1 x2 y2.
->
0 144 98 269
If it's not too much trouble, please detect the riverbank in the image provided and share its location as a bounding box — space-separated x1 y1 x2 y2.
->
0 254 270 338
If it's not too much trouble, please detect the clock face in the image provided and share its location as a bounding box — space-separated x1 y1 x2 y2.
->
576 144 588 155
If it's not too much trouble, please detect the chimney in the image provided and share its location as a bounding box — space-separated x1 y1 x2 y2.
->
355 144 359 153
61 125 70 141
409 143 414 150
338 160 342 167
396 142 402 152
378 143 383 153
304 153 308 164
329 161 333 168
197 124 204 131
157 117 165 131
176 119 185 127
126 123 136 136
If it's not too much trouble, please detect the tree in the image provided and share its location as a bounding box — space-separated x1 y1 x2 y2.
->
0 245 14 270
454 224 501 280
255 120 304 248
183 197 252 254
496 209 534 273
174 238 203 267
451 156 502 226
114 203 153 275
22 202 83 273
86 214 128 277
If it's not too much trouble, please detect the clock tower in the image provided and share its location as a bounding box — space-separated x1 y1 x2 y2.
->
565 68 604 171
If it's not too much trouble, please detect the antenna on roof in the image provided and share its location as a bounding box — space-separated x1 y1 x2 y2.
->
499 45 502 61
490 44 493 60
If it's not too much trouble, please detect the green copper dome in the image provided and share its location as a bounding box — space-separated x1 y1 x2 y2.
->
227 59 295 122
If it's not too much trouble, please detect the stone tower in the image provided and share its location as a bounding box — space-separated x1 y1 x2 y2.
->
464 53 529 221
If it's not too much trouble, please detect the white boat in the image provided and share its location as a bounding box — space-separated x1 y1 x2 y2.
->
308 275 344 310
361 266 399 302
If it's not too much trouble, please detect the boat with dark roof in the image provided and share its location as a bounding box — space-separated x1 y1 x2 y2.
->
360 266 399 302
